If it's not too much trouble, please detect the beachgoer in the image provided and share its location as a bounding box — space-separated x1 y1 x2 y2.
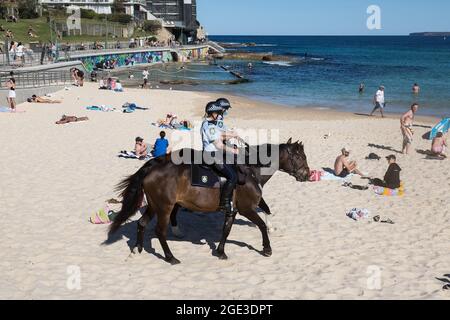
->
152 131 169 158
431 132 447 158
16 42 25 64
6 74 16 112
55 115 89 124
370 86 386 118
134 137 148 159
27 95 62 104
201 101 241 215
334 148 366 177
370 155 402 189
412 83 420 94
359 83 365 94
70 68 85 87
142 68 149 88
114 80 123 92
400 103 419 155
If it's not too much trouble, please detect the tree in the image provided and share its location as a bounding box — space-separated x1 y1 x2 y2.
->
18 0 39 19
112 0 125 14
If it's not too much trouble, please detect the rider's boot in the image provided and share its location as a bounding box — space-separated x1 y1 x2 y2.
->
219 181 235 216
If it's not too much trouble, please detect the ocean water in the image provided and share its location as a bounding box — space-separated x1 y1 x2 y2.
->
204 36 450 118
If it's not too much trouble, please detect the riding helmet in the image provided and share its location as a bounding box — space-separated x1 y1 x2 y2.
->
205 101 224 114
216 98 232 110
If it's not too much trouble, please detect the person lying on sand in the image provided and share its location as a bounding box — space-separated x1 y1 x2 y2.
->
134 137 148 159
370 155 402 189
157 113 178 127
334 148 366 177
431 132 447 158
27 95 62 104
55 115 89 124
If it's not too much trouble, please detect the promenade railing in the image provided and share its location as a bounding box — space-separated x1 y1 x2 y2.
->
0 70 72 89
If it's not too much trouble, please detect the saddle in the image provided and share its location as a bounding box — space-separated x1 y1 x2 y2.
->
191 164 247 189
170 148 250 189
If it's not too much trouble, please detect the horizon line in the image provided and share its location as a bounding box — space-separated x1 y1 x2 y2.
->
208 34 416 37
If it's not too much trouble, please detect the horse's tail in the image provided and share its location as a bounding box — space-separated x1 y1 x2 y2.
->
109 160 156 235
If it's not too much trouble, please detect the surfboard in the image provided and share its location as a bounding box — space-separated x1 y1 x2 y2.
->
429 118 450 140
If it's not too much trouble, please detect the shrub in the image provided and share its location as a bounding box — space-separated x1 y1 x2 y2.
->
143 20 162 33
108 13 132 24
81 9 97 20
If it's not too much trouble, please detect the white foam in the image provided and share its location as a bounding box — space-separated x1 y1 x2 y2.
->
263 61 293 67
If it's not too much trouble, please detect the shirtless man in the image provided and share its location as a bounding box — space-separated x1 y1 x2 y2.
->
134 137 148 159
334 148 365 177
412 83 420 94
400 103 419 155
28 95 62 103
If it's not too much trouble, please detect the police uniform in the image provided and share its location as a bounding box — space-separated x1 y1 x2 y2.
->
201 117 237 214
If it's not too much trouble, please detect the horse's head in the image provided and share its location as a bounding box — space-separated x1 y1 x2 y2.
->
279 138 310 182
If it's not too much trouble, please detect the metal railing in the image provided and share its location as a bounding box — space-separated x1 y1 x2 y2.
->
0 70 73 89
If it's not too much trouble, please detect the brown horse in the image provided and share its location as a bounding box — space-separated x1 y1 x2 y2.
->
109 138 309 264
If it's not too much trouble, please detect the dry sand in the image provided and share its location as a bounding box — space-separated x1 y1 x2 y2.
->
0 83 448 299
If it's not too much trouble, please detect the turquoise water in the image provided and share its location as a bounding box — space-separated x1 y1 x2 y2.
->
205 36 450 117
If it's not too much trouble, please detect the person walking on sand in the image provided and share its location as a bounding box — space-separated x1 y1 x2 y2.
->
334 148 366 177
6 74 16 112
370 86 386 118
400 103 419 155
412 83 420 95
431 132 447 158
141 68 149 88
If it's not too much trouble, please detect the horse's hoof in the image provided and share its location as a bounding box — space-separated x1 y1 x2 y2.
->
262 247 272 257
218 253 228 260
167 257 181 265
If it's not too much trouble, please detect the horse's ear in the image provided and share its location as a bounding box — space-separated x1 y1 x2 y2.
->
287 137 292 144
294 140 299 145
300 141 304 147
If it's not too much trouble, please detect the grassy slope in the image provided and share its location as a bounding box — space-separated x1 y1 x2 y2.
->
0 18 153 45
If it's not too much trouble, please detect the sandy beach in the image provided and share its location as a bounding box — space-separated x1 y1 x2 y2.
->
0 83 448 300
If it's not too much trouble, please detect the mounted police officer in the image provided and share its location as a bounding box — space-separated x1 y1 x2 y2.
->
201 100 240 216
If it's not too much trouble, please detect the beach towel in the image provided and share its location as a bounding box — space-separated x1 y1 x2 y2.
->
151 122 192 131
321 171 354 181
118 150 151 160
346 208 371 221
89 205 118 224
373 183 405 196
86 105 116 112
0 107 25 113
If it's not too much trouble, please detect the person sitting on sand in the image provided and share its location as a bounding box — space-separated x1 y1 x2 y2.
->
334 148 365 177
152 131 170 158
400 103 419 155
134 137 148 159
55 115 89 125
431 132 447 158
27 95 62 104
370 155 402 189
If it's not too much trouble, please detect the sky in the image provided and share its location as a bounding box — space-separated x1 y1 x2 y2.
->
197 0 450 35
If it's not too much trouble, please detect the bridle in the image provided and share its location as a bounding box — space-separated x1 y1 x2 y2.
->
280 145 305 179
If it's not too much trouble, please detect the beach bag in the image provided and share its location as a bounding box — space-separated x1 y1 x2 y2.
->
309 170 323 182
